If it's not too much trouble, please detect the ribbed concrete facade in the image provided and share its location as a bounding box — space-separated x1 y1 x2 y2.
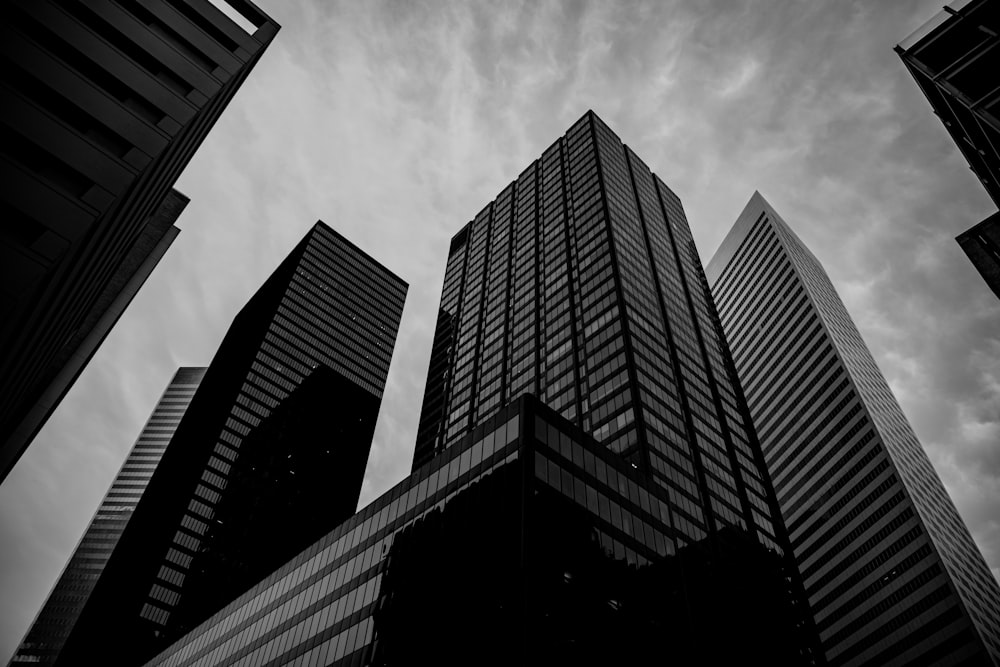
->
707 192 1000 666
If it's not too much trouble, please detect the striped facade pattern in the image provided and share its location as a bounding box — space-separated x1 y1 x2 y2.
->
707 192 1000 665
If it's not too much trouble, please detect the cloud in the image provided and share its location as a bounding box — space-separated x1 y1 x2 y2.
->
716 58 760 97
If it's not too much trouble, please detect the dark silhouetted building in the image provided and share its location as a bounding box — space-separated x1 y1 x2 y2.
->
895 0 998 207
0 0 279 481
55 223 407 666
4 189 189 480
10 367 205 666
896 0 1000 298
707 191 1000 665
144 396 811 667
957 211 1000 299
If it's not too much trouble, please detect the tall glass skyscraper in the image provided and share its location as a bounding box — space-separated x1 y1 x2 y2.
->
55 223 407 666
0 0 278 480
416 110 787 558
142 395 812 667
706 191 1000 665
11 367 205 666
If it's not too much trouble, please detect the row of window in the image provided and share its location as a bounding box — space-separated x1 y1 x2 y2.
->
710 212 773 302
307 230 406 309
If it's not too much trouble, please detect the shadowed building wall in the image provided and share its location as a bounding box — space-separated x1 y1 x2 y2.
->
0 0 279 481
956 211 1000 299
4 189 189 472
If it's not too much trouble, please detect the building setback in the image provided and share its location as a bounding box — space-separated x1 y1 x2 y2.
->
895 0 1000 298
706 191 1000 666
54 223 407 666
11 367 206 666
0 0 278 481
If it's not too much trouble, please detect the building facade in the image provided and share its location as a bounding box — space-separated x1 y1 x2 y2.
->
0 0 279 480
956 211 1000 299
143 395 810 667
895 0 1000 297
11 367 206 666
415 111 787 558
706 191 1000 665
55 223 407 666
4 189 190 475
415 110 817 656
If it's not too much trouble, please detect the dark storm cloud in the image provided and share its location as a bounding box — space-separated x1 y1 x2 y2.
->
3 0 998 658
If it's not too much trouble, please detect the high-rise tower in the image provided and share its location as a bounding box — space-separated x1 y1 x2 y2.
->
416 111 786 558
0 0 278 480
706 191 1000 665
10 367 205 666
55 223 407 666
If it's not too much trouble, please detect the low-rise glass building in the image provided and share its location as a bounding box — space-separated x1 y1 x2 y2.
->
145 395 812 667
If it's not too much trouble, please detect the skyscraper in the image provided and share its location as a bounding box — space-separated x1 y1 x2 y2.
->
55 222 407 666
414 109 818 658
706 191 1000 665
895 0 1000 297
0 0 279 480
415 110 787 560
10 367 205 667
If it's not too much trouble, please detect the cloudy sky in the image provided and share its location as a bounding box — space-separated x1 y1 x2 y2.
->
3 0 999 659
